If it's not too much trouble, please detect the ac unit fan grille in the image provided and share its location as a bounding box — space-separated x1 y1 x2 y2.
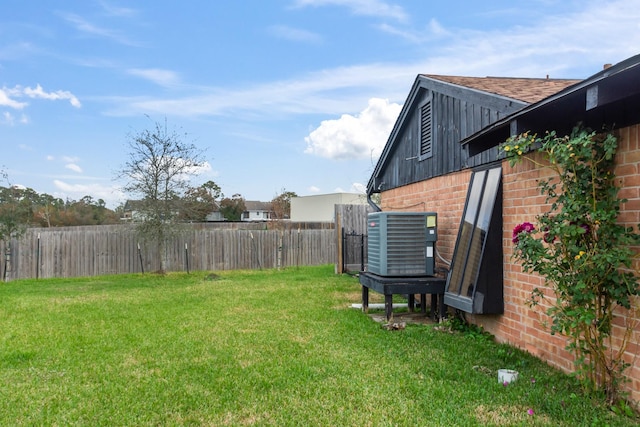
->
367 212 434 276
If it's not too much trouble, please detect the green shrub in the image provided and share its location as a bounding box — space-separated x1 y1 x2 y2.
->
501 127 640 406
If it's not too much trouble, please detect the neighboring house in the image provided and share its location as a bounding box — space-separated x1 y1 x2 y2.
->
242 201 273 221
121 200 144 221
122 199 224 222
290 192 368 222
367 56 640 403
203 201 224 222
205 208 225 222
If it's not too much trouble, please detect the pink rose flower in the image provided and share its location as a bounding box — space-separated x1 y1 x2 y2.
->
512 222 535 244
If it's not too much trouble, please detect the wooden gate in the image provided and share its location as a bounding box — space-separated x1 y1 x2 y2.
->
335 204 373 273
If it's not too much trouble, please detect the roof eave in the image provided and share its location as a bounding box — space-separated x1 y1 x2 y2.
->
367 75 425 194
462 54 640 156
366 75 529 194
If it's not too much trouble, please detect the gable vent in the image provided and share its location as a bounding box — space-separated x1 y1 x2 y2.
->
419 101 433 159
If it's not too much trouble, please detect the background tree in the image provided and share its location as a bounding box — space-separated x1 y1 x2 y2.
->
33 193 64 227
116 119 206 273
271 189 297 220
0 170 120 229
179 180 223 222
0 172 33 242
0 171 34 280
219 193 245 221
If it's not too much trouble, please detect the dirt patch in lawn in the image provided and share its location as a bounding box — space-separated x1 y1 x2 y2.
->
368 311 438 326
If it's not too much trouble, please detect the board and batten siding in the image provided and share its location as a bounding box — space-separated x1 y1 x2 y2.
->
375 80 524 192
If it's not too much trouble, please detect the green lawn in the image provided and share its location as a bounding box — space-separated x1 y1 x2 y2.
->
0 265 635 426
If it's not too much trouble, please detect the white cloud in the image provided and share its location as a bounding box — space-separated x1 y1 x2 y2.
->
53 179 125 207
107 0 640 122
292 0 408 22
47 155 84 174
2 112 14 125
60 12 139 46
185 161 214 177
2 84 81 118
400 0 640 78
65 163 83 173
124 158 215 186
109 62 415 119
350 182 366 193
0 111 29 126
304 97 400 160
0 41 37 62
268 25 323 44
377 18 450 43
0 88 28 109
307 186 320 193
99 1 137 17
23 84 81 108
127 68 181 87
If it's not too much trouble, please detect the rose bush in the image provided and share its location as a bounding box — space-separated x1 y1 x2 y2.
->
501 127 640 406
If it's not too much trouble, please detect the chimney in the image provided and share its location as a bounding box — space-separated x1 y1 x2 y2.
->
603 63 612 70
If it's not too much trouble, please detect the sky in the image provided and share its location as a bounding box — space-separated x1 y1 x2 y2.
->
2 0 640 208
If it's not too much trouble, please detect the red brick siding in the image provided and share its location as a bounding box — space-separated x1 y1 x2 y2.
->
381 170 471 272
380 124 640 403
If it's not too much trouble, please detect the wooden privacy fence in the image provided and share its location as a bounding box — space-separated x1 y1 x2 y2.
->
335 204 374 273
0 224 336 280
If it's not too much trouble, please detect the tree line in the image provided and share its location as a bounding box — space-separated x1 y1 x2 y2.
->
0 178 295 232
0 184 120 231
1 118 296 274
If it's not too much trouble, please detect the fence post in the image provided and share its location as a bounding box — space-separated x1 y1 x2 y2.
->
342 228 347 273
137 242 145 274
3 243 10 282
36 233 41 279
336 213 343 274
184 242 190 274
360 233 365 272
277 231 283 270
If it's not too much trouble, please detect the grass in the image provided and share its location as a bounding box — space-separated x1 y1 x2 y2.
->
0 265 636 426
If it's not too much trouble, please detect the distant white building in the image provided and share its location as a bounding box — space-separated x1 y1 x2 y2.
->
290 192 368 222
242 201 273 221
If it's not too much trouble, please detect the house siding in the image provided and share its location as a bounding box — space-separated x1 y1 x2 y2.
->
290 193 368 222
376 84 520 192
380 123 640 403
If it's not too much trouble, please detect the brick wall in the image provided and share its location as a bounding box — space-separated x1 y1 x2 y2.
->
380 124 640 403
381 170 471 272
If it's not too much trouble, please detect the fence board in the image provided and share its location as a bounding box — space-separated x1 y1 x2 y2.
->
335 204 373 273
335 204 372 235
0 224 337 280
0 212 356 280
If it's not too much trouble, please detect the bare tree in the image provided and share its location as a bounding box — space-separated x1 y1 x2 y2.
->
0 169 32 281
117 119 206 273
271 188 297 220
0 170 32 242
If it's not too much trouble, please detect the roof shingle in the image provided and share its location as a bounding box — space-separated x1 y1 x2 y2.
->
422 74 582 104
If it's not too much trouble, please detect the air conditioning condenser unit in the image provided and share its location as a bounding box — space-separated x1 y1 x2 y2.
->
367 211 437 276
